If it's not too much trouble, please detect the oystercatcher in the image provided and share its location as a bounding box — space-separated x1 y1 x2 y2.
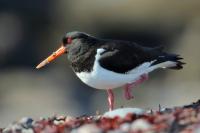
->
36 31 185 111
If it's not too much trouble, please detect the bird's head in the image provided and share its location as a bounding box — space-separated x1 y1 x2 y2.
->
36 31 91 69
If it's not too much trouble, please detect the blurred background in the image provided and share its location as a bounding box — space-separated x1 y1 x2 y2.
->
0 0 200 127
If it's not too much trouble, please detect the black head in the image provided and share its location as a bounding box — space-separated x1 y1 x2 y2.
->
36 31 95 69
62 31 92 46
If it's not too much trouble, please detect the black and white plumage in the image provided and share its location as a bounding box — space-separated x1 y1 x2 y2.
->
64 31 184 89
37 31 185 111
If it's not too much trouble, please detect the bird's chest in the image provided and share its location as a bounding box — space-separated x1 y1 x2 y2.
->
74 49 142 89
75 64 125 89
75 60 141 90
68 46 96 73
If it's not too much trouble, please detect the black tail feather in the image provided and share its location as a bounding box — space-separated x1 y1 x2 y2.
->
169 59 186 70
151 53 185 70
168 54 185 70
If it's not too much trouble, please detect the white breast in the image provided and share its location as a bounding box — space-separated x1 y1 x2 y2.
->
75 48 160 90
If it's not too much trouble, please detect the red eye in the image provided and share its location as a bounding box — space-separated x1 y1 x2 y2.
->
67 37 72 44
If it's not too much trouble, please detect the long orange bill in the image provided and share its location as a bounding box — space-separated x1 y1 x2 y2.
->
36 46 66 69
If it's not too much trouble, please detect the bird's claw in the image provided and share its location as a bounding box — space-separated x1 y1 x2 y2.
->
123 74 148 100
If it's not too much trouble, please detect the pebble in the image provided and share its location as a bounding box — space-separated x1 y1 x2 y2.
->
131 119 152 132
3 124 22 133
21 129 34 133
73 124 102 133
120 123 131 132
19 117 33 129
53 116 66 125
103 108 144 118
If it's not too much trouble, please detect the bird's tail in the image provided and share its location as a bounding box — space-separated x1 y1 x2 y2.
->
151 53 185 70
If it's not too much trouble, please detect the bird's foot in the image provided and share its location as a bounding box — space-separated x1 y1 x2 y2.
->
123 74 149 100
107 89 114 111
124 84 134 100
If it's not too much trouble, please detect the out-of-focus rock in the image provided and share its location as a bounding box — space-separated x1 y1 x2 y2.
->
19 117 33 129
131 119 152 133
120 123 131 132
103 108 144 118
72 124 102 133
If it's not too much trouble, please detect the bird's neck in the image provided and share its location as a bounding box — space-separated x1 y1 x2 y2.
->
68 41 98 73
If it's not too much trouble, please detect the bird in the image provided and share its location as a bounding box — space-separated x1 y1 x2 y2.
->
36 31 185 111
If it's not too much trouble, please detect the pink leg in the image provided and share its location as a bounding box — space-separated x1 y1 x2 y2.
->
107 89 114 111
123 74 149 100
124 84 134 100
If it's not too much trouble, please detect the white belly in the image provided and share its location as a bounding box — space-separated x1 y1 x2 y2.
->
76 68 143 90
75 48 153 90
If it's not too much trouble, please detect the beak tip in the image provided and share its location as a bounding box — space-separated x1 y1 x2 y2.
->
36 65 40 69
35 64 42 69
36 60 48 69
36 45 65 70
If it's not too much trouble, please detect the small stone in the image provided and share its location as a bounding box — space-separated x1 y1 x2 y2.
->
120 123 131 132
65 116 76 122
53 116 66 125
4 124 22 133
75 124 102 133
21 129 34 133
19 117 33 129
131 119 152 132
3 127 12 133
103 108 144 118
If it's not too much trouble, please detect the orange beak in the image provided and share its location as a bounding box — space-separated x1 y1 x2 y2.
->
36 45 66 69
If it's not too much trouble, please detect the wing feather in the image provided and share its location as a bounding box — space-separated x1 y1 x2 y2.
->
98 41 158 73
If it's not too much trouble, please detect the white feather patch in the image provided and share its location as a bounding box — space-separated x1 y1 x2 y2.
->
75 48 175 90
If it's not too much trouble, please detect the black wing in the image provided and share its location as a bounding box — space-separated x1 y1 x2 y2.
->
98 40 163 74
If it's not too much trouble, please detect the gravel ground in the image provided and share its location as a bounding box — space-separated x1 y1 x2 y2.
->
1 100 200 133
